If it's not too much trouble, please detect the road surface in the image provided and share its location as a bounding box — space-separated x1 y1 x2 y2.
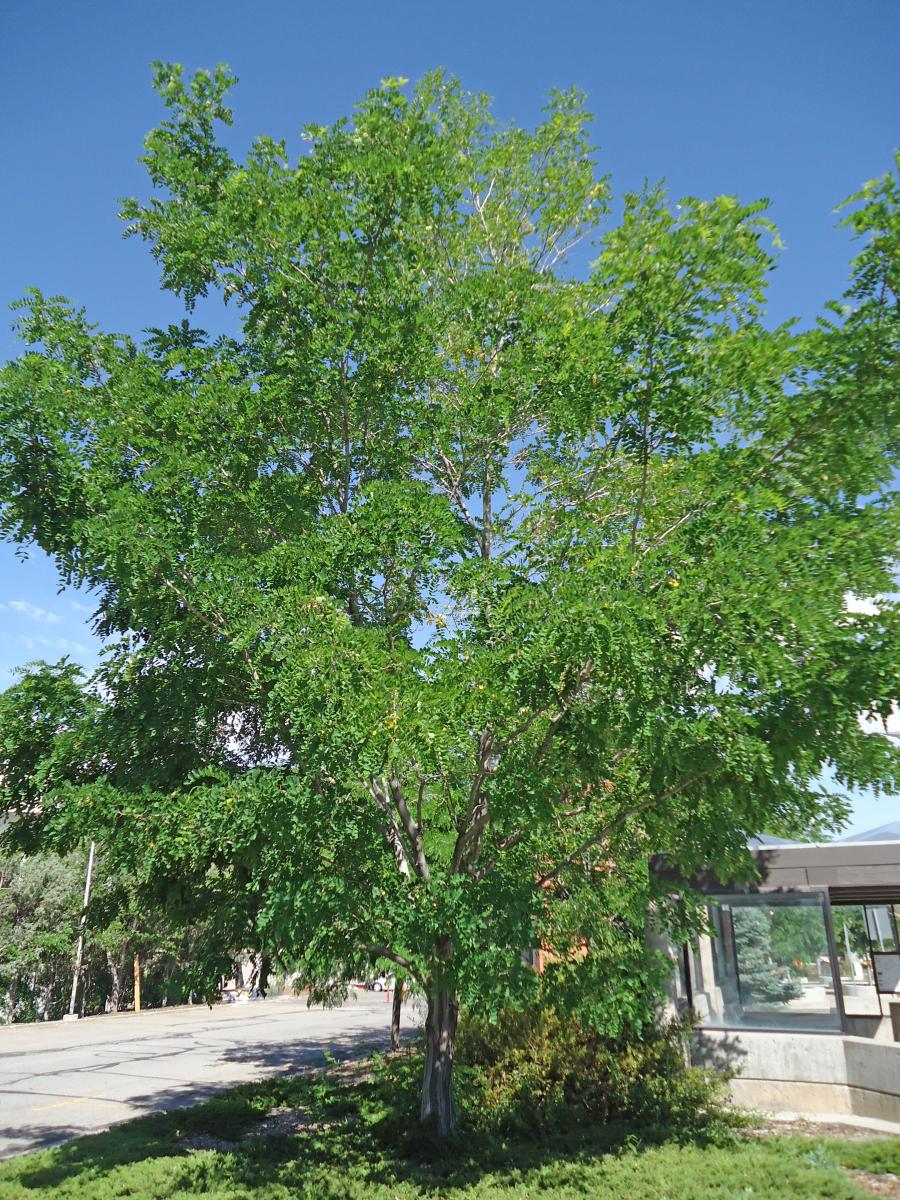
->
0 991 418 1158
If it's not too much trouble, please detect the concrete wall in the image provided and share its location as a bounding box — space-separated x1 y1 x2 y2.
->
693 1029 900 1125
845 1013 897 1042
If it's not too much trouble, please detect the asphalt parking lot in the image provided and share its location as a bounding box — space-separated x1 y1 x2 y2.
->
0 991 417 1158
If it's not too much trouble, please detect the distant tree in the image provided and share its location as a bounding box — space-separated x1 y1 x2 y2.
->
769 904 828 968
0 66 897 1131
733 908 803 1005
831 905 872 965
0 836 238 1020
0 662 236 1017
88 861 221 1011
0 851 81 1021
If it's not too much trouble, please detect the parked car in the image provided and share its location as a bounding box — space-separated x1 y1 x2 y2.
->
364 974 395 992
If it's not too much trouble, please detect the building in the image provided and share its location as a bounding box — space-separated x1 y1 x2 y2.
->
654 827 900 1126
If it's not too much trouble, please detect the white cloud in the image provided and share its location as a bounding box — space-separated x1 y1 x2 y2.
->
70 599 94 615
46 635 91 655
4 599 63 624
12 634 91 657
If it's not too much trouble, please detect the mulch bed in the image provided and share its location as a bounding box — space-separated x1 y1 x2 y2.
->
750 1118 894 1141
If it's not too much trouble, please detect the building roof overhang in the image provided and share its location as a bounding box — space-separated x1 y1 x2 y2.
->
652 840 900 903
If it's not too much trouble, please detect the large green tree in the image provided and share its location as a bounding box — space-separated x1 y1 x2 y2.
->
1 65 898 1131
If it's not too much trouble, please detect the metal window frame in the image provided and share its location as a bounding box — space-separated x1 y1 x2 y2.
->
822 888 848 1032
830 898 900 1018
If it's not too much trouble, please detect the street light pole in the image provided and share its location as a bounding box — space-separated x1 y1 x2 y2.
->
66 840 96 1019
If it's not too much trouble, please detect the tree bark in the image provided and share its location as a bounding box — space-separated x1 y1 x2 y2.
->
106 951 121 1012
391 977 403 1052
420 987 458 1136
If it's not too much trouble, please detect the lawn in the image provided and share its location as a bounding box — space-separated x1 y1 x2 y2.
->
0 1058 897 1199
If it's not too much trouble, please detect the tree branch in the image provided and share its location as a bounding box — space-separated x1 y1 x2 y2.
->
630 438 650 554
535 771 711 887
388 775 431 881
535 659 594 761
469 829 523 882
450 728 496 874
358 944 424 987
161 575 262 688
639 429 810 562
368 779 411 877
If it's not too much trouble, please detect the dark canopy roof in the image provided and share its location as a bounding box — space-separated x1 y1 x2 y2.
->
653 839 900 905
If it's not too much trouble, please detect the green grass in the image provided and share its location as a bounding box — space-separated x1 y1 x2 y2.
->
0 1061 896 1199
817 1134 900 1176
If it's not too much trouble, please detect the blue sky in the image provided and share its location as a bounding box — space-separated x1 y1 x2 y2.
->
1 0 898 835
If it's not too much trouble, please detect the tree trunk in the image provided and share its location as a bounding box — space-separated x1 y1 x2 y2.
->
106 951 121 1012
420 987 457 1136
390 978 403 1052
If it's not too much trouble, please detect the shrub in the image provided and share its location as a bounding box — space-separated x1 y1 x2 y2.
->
454 1003 735 1137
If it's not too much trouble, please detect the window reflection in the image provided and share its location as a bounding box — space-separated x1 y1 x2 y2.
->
692 893 841 1032
832 903 900 1016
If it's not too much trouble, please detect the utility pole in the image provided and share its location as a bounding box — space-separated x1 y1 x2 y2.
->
65 841 96 1020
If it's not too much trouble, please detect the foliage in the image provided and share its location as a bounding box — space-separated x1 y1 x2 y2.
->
732 907 803 1004
0 1063 893 1198
769 903 829 968
817 1134 900 1177
831 905 873 963
0 661 101 852
0 849 82 1022
453 1004 734 1135
0 836 234 1021
0 64 898 1125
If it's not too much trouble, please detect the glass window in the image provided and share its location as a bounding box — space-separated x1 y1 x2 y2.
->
866 905 898 952
692 893 841 1032
832 903 900 1015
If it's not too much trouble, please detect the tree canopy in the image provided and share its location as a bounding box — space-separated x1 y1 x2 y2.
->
1 65 898 1131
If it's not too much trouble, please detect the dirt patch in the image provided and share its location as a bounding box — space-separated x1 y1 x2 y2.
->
180 1133 240 1153
250 1106 318 1138
848 1169 900 1198
181 1104 359 1152
178 1052 391 1154
248 1105 356 1139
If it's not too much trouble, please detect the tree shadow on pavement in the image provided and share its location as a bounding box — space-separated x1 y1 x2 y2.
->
0 1027 400 1164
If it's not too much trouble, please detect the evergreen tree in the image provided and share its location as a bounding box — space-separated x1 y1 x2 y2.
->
733 908 803 1005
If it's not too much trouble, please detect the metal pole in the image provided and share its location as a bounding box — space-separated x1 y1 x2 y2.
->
67 841 96 1018
863 905 885 1018
823 893 847 1033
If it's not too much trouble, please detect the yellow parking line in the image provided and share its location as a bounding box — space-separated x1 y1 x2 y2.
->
31 1097 122 1112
